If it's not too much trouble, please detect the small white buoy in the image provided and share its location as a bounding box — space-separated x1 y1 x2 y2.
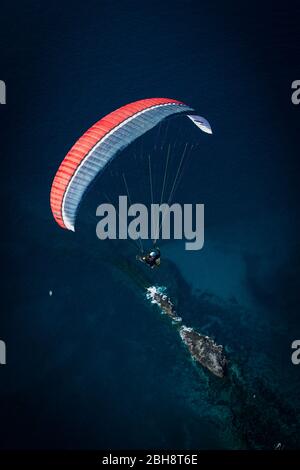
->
253 394 256 399
49 290 53 297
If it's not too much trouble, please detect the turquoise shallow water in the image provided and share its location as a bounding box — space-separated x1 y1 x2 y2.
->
0 0 300 449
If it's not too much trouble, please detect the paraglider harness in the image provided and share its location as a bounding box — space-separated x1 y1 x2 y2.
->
138 247 161 268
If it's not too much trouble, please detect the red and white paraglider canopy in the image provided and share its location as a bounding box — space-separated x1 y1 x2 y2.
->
50 98 193 231
50 97 213 233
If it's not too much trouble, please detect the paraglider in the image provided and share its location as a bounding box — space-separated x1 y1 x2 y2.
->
50 97 212 265
137 247 161 269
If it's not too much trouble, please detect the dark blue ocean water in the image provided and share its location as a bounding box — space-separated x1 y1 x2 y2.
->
0 0 300 449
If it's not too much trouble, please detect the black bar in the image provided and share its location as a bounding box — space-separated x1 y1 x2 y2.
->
0 450 298 466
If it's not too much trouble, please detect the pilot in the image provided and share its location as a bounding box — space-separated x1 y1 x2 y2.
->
140 247 161 268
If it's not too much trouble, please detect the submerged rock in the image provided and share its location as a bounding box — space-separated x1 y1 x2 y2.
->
179 326 227 378
146 286 182 323
146 285 227 378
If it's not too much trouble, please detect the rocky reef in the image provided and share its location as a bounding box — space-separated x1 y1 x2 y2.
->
146 286 182 323
179 326 227 378
146 285 227 378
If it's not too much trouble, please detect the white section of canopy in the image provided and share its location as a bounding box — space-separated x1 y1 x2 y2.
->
187 115 212 134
